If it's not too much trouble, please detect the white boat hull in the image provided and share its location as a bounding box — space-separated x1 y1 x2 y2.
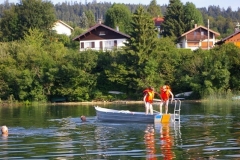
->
95 106 178 123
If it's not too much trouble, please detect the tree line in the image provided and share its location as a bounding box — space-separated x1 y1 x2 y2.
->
0 0 240 102
1 0 240 37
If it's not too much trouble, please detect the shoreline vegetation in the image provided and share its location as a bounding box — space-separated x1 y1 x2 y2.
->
0 100 145 106
0 99 204 107
1 95 239 106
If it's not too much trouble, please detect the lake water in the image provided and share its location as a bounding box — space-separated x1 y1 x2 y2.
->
1 101 240 159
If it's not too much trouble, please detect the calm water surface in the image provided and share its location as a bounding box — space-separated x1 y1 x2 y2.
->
1 101 240 159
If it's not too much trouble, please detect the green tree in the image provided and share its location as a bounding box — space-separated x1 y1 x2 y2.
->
5 28 68 101
85 10 96 27
16 29 49 101
96 50 130 93
68 26 86 49
104 3 132 33
161 0 185 38
171 48 194 94
147 0 162 17
123 5 159 91
79 12 89 29
0 0 56 41
184 2 203 31
0 42 18 99
53 50 98 101
178 48 230 98
157 37 182 88
0 6 19 41
216 43 240 91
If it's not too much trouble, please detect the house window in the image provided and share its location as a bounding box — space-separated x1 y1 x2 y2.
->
85 42 95 48
105 41 112 49
99 31 106 36
81 42 84 48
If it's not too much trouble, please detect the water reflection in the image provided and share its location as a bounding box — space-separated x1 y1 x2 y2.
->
159 123 175 159
1 134 8 159
143 121 182 160
144 124 156 160
1 103 240 159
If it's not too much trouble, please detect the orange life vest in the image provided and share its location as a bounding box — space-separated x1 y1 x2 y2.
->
160 85 171 101
144 89 154 103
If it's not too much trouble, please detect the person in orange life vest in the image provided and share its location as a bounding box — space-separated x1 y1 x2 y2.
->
143 87 155 115
159 85 174 114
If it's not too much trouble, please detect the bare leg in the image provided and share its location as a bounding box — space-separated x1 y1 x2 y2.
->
149 103 153 115
146 102 150 114
159 102 163 114
165 100 169 114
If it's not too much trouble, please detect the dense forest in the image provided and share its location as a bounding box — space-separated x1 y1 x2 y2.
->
0 0 240 103
53 2 240 38
1 1 240 37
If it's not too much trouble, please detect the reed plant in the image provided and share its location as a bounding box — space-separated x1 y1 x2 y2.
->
201 89 240 106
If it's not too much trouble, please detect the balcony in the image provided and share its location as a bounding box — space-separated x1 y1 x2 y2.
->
186 35 212 41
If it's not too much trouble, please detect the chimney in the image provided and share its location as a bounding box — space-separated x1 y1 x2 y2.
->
194 24 197 28
98 19 101 24
116 26 119 31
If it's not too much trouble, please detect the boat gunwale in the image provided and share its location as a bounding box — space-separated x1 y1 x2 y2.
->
94 106 158 115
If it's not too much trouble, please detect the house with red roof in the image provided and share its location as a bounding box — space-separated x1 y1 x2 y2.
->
153 16 164 36
215 29 240 48
153 16 164 31
177 24 220 50
73 21 130 51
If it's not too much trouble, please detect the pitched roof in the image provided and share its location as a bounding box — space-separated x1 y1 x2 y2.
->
216 30 240 44
73 23 130 41
153 17 164 26
180 25 220 37
55 20 74 30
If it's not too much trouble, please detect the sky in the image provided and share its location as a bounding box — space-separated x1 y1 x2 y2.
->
6 0 240 11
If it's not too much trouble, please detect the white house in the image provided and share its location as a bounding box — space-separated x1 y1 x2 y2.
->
52 20 74 36
73 22 130 51
177 25 220 51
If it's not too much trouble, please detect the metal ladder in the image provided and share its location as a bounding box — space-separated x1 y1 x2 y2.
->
173 99 181 122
